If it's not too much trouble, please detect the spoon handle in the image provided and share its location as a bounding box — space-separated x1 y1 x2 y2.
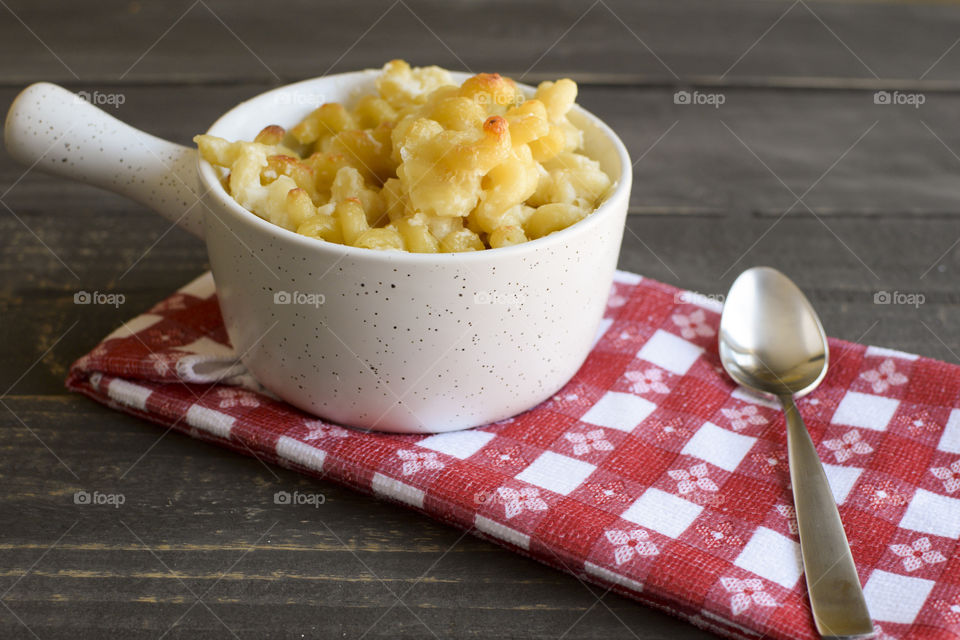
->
780 395 874 639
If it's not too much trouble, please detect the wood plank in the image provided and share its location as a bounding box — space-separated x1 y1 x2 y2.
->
4 0 960 87
0 396 716 640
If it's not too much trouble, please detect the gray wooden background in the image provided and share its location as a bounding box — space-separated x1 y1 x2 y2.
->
3 0 960 638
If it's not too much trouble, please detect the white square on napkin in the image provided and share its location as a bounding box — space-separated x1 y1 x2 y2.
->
475 515 531 549
863 570 935 623
822 462 864 505
515 451 596 495
372 473 425 508
899 488 960 538
937 408 960 454
681 422 757 472
734 526 803 589
275 436 327 472
831 391 899 431
581 391 657 432
636 330 704 375
418 430 495 459
865 345 918 361
621 488 703 538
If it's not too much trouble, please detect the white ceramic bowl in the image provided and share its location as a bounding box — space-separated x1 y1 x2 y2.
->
4 71 632 433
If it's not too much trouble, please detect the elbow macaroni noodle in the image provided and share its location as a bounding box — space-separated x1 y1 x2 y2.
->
195 60 613 252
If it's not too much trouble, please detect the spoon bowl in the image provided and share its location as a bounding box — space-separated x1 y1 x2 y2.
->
719 266 828 397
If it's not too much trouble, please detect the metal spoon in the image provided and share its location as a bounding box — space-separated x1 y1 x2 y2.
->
719 266 873 639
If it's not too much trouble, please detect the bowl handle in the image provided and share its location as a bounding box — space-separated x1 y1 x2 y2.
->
4 82 205 238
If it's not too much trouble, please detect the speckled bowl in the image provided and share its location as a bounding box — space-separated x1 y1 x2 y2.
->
4 71 632 433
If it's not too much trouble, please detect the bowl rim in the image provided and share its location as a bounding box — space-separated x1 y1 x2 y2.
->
197 68 632 263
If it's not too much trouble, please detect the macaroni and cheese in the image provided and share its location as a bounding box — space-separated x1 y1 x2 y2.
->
195 60 613 252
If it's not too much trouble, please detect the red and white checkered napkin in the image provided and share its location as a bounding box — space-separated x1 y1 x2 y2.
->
67 271 960 640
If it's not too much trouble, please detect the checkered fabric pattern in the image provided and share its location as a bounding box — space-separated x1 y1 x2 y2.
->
66 271 960 640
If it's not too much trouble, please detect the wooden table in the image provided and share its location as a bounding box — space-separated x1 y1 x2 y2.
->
3 1 960 637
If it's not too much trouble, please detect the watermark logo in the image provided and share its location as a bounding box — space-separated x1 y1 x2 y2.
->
473 91 525 107
274 490 325 508
73 490 125 508
274 291 325 307
873 91 925 108
874 291 925 308
75 90 126 109
674 90 725 109
273 91 324 106
474 490 502 505
74 290 125 308
473 290 526 306
674 291 725 306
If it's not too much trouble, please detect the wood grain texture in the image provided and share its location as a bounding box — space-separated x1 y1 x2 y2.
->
3 0 960 637
4 0 960 87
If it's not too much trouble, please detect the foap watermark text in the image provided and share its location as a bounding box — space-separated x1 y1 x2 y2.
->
274 490 325 508
75 290 125 308
274 291 325 307
474 290 526 306
75 90 126 109
674 90 725 108
874 91 925 108
74 490 125 508
674 291 725 306
874 291 925 308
